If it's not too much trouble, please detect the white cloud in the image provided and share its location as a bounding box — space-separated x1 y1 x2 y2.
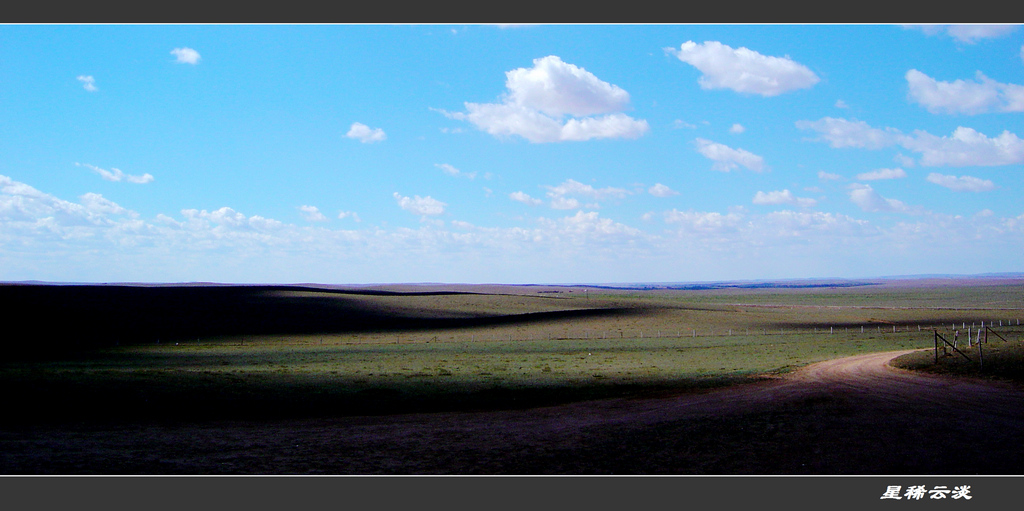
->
817 171 843 181
835 99 849 109
544 179 629 200
856 168 907 181
76 75 97 92
695 138 766 172
797 118 1024 167
550 196 581 210
542 179 630 209
345 122 387 143
337 211 361 222
663 209 745 235
509 191 543 206
537 210 641 239
648 183 680 197
752 189 817 208
893 153 917 168
184 207 248 227
666 40 819 97
504 55 630 117
6 172 1024 284
672 119 698 129
447 55 649 143
394 192 446 216
906 69 1024 114
79 192 136 217
909 25 1018 43
901 126 1024 167
729 123 745 134
795 117 900 150
170 47 201 65
76 163 154 184
947 25 1017 42
848 184 920 214
435 163 476 179
926 173 996 192
298 205 328 222
0 175 142 236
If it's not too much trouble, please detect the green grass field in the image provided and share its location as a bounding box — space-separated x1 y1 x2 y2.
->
3 278 1023 424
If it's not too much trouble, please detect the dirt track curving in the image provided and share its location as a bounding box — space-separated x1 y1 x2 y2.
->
4 350 1024 474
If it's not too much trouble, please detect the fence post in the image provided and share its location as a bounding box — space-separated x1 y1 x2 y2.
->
979 337 984 371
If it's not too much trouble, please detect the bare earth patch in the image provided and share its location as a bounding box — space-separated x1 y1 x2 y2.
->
4 350 1024 475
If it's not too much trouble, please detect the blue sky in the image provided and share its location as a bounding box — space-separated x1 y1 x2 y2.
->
2 24 1023 284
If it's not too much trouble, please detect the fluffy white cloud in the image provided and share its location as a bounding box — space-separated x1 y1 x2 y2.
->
537 210 641 239
504 55 631 117
446 56 649 143
337 211 361 222
298 205 328 222
509 191 543 206
795 117 900 150
856 168 907 181
6 173 1024 284
171 47 201 65
729 123 745 134
550 196 581 210
893 153 917 168
817 171 843 181
909 25 1018 43
542 179 630 209
544 179 629 200
558 114 650 142
435 163 476 179
901 127 1024 167
797 118 1024 167
906 69 1024 114
663 209 745 235
648 183 679 197
695 138 766 172
346 122 387 143
756 210 873 239
76 163 154 184
0 175 142 237
666 40 819 97
76 75 97 92
79 193 136 217
848 184 921 214
394 192 446 216
752 189 817 208
926 173 996 192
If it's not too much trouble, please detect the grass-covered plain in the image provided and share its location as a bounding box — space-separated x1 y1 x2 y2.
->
4 277 1022 424
3 330 936 423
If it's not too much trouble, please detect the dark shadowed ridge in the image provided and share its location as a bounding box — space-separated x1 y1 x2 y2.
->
0 283 641 360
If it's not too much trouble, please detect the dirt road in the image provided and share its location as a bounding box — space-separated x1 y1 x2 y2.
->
4 350 1024 474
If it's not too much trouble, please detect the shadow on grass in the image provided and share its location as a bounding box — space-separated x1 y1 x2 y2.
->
0 369 752 426
1 284 641 360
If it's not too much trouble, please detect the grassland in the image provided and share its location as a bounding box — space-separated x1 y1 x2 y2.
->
3 277 1023 424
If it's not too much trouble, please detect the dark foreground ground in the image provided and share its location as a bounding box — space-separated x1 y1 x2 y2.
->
4 351 1023 475
4 280 1024 476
